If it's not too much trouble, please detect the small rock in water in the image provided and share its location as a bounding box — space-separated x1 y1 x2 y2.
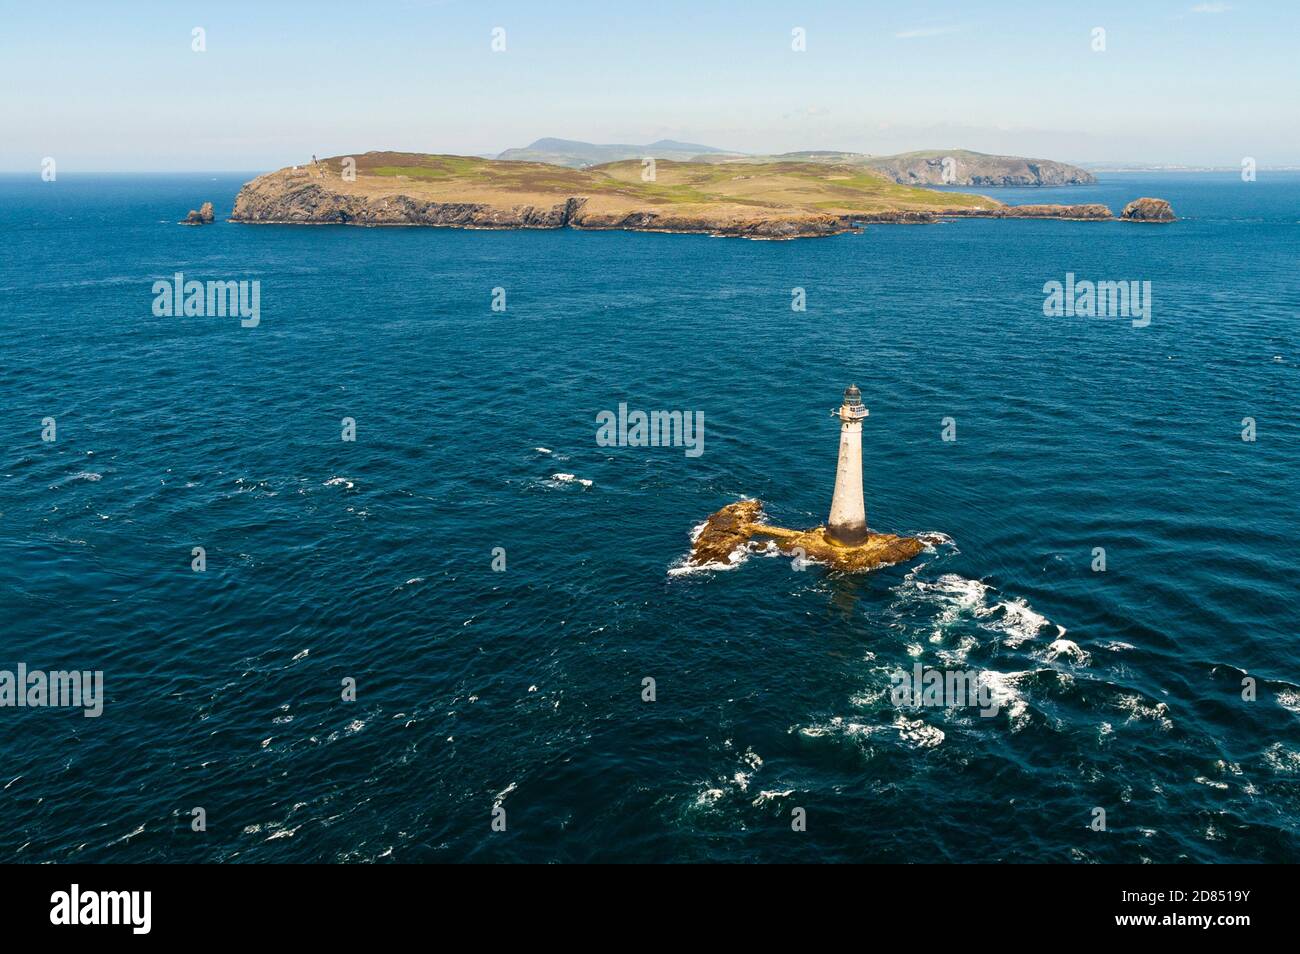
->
687 500 924 574
180 201 215 226
1120 197 1175 222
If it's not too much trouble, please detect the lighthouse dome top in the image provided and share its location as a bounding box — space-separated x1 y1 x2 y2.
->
843 383 863 406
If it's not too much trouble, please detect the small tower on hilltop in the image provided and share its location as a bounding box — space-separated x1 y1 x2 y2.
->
827 383 869 545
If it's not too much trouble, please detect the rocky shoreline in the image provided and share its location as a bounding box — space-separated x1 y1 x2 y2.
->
227 158 1174 240
230 186 1173 239
687 500 925 572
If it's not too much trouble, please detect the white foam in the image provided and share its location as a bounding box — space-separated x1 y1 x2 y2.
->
107 824 145 846
849 685 891 708
1274 688 1300 713
910 574 994 639
1045 638 1091 666
923 573 990 604
893 715 945 748
915 531 959 554
896 571 1064 652
991 598 1059 647
534 447 552 454
979 671 1032 732
695 787 725 808
1263 742 1300 774
936 634 979 667
795 716 878 742
667 542 749 576
324 476 354 489
549 472 592 488
1114 693 1173 731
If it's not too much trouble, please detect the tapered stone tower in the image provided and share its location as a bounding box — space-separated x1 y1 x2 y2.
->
827 384 869 545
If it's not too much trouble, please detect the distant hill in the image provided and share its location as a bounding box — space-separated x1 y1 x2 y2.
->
697 148 1095 186
496 138 733 168
498 139 1095 185
860 149 1096 186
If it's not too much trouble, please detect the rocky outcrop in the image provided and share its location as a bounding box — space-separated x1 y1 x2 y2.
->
180 201 215 225
231 179 579 228
1120 197 1176 222
843 203 1147 226
687 500 925 573
571 208 846 239
948 203 1115 221
231 175 850 238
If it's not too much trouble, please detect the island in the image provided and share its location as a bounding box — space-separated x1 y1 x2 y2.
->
229 152 1172 240
688 499 926 573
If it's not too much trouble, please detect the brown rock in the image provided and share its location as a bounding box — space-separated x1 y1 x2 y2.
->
1120 197 1175 222
990 203 1114 220
180 201 215 225
687 500 925 573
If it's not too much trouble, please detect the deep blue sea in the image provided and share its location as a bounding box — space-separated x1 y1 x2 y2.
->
1 171 1297 862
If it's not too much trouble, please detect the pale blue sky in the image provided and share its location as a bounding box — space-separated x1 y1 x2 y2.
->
1 0 1296 171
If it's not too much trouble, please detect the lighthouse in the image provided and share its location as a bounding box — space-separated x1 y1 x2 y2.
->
827 383 869 545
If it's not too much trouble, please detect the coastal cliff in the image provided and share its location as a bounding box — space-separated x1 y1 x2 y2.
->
861 150 1097 187
230 153 1169 239
231 178 848 238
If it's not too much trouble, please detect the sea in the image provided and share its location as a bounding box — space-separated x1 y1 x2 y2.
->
1 171 1296 862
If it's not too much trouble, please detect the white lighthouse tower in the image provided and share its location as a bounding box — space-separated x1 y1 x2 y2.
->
827 383 869 545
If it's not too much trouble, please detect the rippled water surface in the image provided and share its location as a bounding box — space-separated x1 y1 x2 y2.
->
1 172 1297 861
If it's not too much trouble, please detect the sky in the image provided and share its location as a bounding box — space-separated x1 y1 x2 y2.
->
1 0 1297 171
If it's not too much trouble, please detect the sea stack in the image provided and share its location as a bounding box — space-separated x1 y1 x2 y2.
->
827 383 869 545
685 385 927 573
180 201 215 226
1120 197 1176 222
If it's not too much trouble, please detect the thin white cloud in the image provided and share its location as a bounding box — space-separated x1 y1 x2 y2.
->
1190 2 1233 12
894 26 962 39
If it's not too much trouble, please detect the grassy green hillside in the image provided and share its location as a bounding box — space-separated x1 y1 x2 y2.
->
345 152 998 216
